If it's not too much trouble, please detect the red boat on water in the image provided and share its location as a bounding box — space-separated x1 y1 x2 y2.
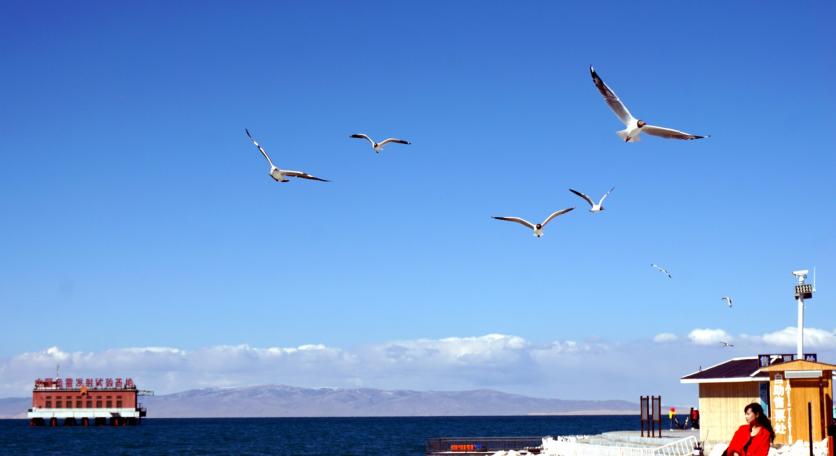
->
27 376 149 427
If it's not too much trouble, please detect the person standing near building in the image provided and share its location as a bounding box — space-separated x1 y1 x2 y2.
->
723 403 774 456
690 407 700 429
669 407 676 430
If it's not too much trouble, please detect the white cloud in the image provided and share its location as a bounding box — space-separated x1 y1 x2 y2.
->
750 327 836 348
0 343 356 397
0 335 627 398
653 333 678 343
4 329 834 404
688 328 731 346
371 333 528 365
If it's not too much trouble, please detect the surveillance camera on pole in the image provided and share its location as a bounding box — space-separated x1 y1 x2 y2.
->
792 269 814 360
792 270 809 282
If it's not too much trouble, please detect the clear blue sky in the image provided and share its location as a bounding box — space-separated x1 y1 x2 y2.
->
1 1 834 397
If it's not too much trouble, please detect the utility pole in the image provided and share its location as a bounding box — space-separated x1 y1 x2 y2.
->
792 269 814 359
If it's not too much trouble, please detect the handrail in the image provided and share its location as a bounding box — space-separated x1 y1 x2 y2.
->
651 436 697 455
541 435 698 456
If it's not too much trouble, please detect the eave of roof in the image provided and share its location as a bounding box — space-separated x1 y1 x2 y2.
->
680 377 768 384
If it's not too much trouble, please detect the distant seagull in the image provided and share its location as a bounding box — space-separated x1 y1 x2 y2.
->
720 341 734 348
245 129 329 183
651 264 672 278
493 208 575 238
589 66 708 142
569 187 615 213
350 134 411 153
722 296 733 308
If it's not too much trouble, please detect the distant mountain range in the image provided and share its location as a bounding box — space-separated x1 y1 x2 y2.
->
0 385 637 418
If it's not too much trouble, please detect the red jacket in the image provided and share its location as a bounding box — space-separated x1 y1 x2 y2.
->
726 424 771 456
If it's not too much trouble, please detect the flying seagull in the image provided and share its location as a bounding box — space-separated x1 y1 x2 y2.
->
722 296 733 308
569 187 615 213
651 264 672 278
589 66 708 142
720 341 734 348
245 129 329 183
350 134 411 153
493 208 575 238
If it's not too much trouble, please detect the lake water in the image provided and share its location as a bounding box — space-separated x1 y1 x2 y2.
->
0 415 653 455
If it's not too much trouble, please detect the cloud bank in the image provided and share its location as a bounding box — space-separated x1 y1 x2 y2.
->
2 328 835 403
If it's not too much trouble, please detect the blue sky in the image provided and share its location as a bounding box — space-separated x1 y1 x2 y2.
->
0 1 834 401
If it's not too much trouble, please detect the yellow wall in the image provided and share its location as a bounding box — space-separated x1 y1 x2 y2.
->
698 382 762 443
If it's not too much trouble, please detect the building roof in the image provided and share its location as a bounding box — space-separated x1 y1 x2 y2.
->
681 357 768 384
756 359 836 374
681 353 833 384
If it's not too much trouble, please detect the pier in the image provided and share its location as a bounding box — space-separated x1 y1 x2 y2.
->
426 430 699 456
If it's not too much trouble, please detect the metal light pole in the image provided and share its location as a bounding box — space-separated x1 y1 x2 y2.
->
792 269 814 360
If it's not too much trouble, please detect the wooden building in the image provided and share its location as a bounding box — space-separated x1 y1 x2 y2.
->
680 353 832 445
757 359 835 445
681 356 771 444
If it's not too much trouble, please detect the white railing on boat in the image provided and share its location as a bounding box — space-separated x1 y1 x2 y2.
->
540 435 698 456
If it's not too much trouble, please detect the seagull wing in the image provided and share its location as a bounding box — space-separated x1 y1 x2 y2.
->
245 129 275 167
282 170 329 182
642 124 707 140
541 207 575 227
569 189 595 207
590 66 634 125
493 216 536 230
598 187 615 205
378 138 411 146
651 264 672 277
350 134 376 146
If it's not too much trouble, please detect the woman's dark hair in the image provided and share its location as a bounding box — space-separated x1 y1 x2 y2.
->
745 402 775 442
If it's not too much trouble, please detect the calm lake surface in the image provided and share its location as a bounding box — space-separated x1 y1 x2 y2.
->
0 415 649 455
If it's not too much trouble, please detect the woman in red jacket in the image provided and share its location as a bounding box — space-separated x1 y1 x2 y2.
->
723 403 774 456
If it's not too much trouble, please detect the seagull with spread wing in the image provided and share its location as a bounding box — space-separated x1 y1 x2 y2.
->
720 341 734 348
350 134 411 153
590 66 708 142
245 129 329 183
651 264 672 278
722 296 733 308
493 208 575 238
569 187 615 213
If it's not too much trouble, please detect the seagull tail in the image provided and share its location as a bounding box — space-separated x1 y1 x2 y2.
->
617 130 639 142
